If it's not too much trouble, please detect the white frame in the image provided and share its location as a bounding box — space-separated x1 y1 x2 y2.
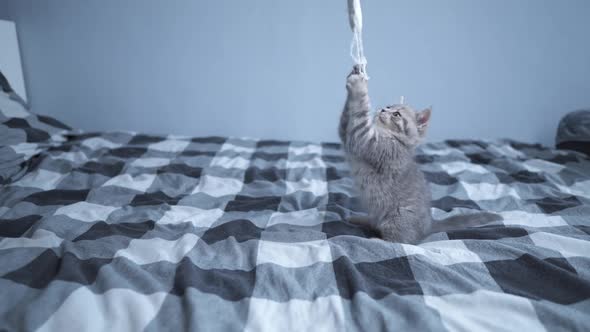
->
0 19 27 101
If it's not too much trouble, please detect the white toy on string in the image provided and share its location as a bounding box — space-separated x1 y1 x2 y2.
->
347 0 405 105
347 0 367 78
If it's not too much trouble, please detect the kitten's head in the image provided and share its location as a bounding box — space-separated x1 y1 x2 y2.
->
374 104 432 146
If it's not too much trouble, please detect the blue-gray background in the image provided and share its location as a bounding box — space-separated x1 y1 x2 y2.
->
1 0 589 145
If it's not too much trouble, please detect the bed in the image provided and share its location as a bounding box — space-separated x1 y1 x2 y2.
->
1 86 590 331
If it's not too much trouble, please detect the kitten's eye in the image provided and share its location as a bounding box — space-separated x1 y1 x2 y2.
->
392 112 401 117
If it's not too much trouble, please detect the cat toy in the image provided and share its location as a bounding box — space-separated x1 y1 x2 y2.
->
347 0 405 105
347 0 367 78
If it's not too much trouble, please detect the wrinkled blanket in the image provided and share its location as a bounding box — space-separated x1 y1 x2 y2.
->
1 116 590 330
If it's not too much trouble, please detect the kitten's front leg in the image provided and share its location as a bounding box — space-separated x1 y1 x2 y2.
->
344 66 374 154
343 67 394 169
338 104 350 144
340 66 367 144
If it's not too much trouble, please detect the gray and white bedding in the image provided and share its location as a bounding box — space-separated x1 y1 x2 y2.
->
1 87 590 331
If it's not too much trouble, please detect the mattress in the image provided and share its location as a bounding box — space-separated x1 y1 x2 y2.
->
1 103 590 331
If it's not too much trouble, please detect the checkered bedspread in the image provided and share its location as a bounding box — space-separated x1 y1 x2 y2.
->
1 109 590 331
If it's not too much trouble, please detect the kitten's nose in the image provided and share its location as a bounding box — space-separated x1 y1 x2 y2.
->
380 109 386 113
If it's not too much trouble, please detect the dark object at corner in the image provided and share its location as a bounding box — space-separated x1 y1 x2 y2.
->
556 110 590 156
0 71 14 93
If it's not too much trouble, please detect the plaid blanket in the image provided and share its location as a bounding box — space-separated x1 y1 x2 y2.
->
1 100 590 331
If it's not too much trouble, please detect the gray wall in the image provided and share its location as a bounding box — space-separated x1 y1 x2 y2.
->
0 0 9 20
4 0 590 145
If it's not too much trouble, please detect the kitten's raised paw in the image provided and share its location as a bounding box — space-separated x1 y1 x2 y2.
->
348 64 363 77
346 69 368 94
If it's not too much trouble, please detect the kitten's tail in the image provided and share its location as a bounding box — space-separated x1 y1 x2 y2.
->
347 212 503 239
430 211 503 234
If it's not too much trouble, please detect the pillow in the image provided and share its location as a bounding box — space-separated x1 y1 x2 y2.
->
0 70 71 184
556 110 590 156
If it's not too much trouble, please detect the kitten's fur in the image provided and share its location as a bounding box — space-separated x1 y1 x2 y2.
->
339 66 432 244
339 66 502 243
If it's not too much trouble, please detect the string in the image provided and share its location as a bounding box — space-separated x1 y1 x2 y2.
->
348 0 368 78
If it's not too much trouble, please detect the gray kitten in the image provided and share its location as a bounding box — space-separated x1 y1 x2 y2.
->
339 66 501 243
339 66 432 244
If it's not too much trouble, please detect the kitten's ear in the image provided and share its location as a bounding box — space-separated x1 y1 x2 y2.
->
416 107 432 138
